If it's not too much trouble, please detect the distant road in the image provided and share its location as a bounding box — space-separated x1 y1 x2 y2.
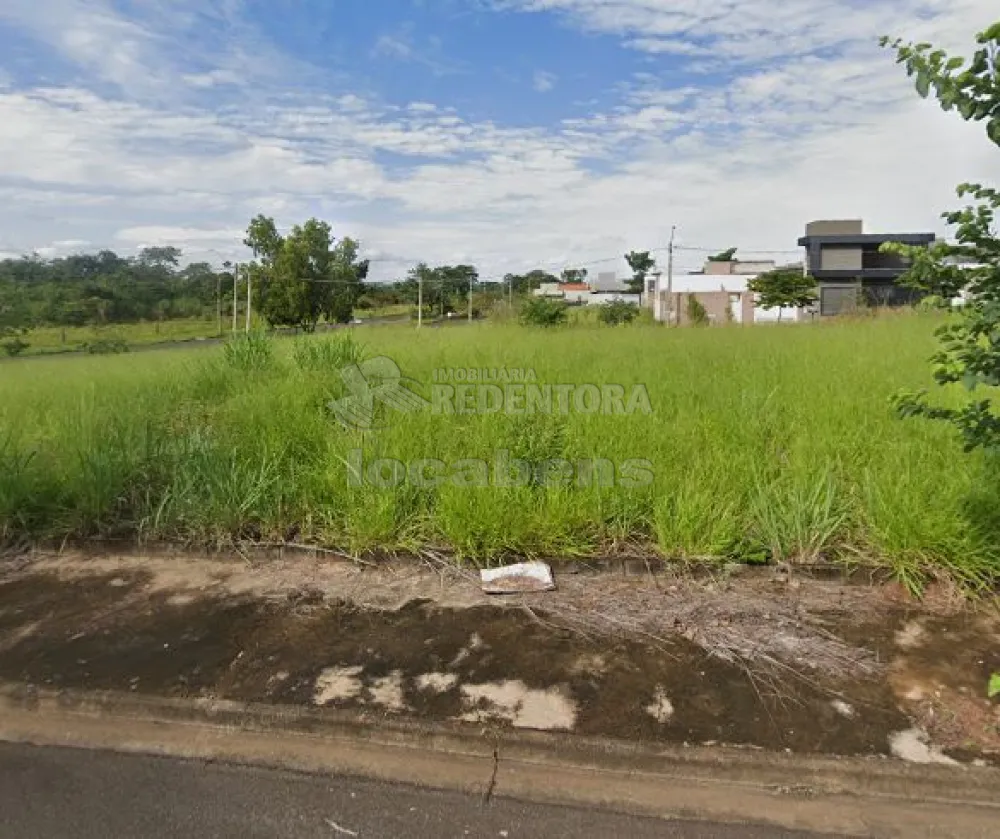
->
0 742 834 839
1 315 476 364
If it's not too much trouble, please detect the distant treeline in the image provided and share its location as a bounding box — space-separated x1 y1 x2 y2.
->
0 247 230 329
0 242 563 333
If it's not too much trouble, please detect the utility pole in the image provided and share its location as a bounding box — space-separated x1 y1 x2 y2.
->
417 268 423 329
232 263 239 334
666 225 677 326
468 272 474 322
245 266 252 333
216 267 223 336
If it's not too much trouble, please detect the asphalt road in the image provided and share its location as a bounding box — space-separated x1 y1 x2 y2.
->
0 742 834 839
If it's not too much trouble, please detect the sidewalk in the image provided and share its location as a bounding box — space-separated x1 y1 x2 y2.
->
0 549 998 836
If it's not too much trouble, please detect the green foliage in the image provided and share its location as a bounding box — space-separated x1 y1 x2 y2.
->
2 315 999 587
989 673 1000 699
1 334 29 356
597 300 640 326
560 268 588 285
396 263 480 316
708 248 738 263
882 22 1000 451
748 268 818 318
503 269 559 296
292 333 365 372
244 215 369 331
84 337 129 355
686 295 709 326
223 330 274 371
1 339 29 357
625 251 656 294
519 296 569 327
0 249 232 332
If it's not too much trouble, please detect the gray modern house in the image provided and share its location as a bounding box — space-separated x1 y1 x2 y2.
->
798 220 935 316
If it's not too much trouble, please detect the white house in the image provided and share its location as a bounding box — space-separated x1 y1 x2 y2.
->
649 260 807 324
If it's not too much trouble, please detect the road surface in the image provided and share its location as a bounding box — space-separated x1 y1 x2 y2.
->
0 742 834 838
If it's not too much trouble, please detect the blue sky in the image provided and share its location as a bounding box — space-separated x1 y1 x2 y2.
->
0 0 996 280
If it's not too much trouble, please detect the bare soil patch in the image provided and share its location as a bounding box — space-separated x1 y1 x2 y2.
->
0 550 996 762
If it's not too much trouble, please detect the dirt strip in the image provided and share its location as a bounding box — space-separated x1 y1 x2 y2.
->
0 550 997 764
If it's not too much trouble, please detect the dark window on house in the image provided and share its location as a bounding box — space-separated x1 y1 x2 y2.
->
820 285 859 316
862 284 923 308
862 249 909 271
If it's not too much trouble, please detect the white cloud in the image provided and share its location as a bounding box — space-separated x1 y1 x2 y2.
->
372 33 414 61
370 25 462 76
0 0 996 279
533 70 557 92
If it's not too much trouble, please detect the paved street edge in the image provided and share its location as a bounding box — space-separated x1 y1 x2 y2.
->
0 683 998 837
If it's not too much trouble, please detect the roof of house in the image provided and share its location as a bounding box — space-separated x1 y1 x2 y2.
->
591 272 629 292
663 274 758 293
559 283 591 292
798 232 935 247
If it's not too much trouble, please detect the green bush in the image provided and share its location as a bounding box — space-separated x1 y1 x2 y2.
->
292 333 365 372
1 338 29 357
519 297 568 327
223 330 274 371
686 296 709 326
85 337 129 354
597 300 640 326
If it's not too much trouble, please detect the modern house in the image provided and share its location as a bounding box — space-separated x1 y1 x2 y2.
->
798 220 935 316
649 258 795 324
533 275 640 306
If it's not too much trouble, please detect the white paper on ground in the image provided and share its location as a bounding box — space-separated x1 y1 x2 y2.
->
480 562 555 594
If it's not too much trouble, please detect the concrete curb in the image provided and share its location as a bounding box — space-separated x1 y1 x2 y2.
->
1 683 998 838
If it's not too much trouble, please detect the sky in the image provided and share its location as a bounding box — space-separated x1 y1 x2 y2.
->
0 0 997 281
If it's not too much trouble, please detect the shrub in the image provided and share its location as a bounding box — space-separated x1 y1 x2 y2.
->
85 337 129 354
292 333 365 372
597 300 640 326
686 296 709 326
223 330 274 371
2 338 30 357
519 297 568 327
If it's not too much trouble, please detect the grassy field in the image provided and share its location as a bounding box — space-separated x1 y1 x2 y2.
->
12 318 223 355
9 306 411 356
1 312 997 589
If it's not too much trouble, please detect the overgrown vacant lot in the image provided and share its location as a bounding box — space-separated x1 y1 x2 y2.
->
1 313 997 589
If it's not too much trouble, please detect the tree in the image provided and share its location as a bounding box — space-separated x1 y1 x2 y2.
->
881 21 1000 451
747 268 818 321
560 268 588 285
504 269 558 296
598 300 640 326
624 251 656 294
686 295 709 326
519 297 568 327
243 215 368 330
137 246 182 269
708 248 738 263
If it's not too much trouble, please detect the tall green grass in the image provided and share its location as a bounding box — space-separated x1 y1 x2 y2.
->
0 315 997 589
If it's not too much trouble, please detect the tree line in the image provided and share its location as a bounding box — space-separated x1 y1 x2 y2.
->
0 215 575 341
0 246 232 331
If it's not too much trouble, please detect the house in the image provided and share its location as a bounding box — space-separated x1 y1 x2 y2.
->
559 282 591 304
590 272 631 293
533 274 641 307
650 258 789 324
588 291 641 306
532 281 591 303
798 220 935 316
534 282 563 298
